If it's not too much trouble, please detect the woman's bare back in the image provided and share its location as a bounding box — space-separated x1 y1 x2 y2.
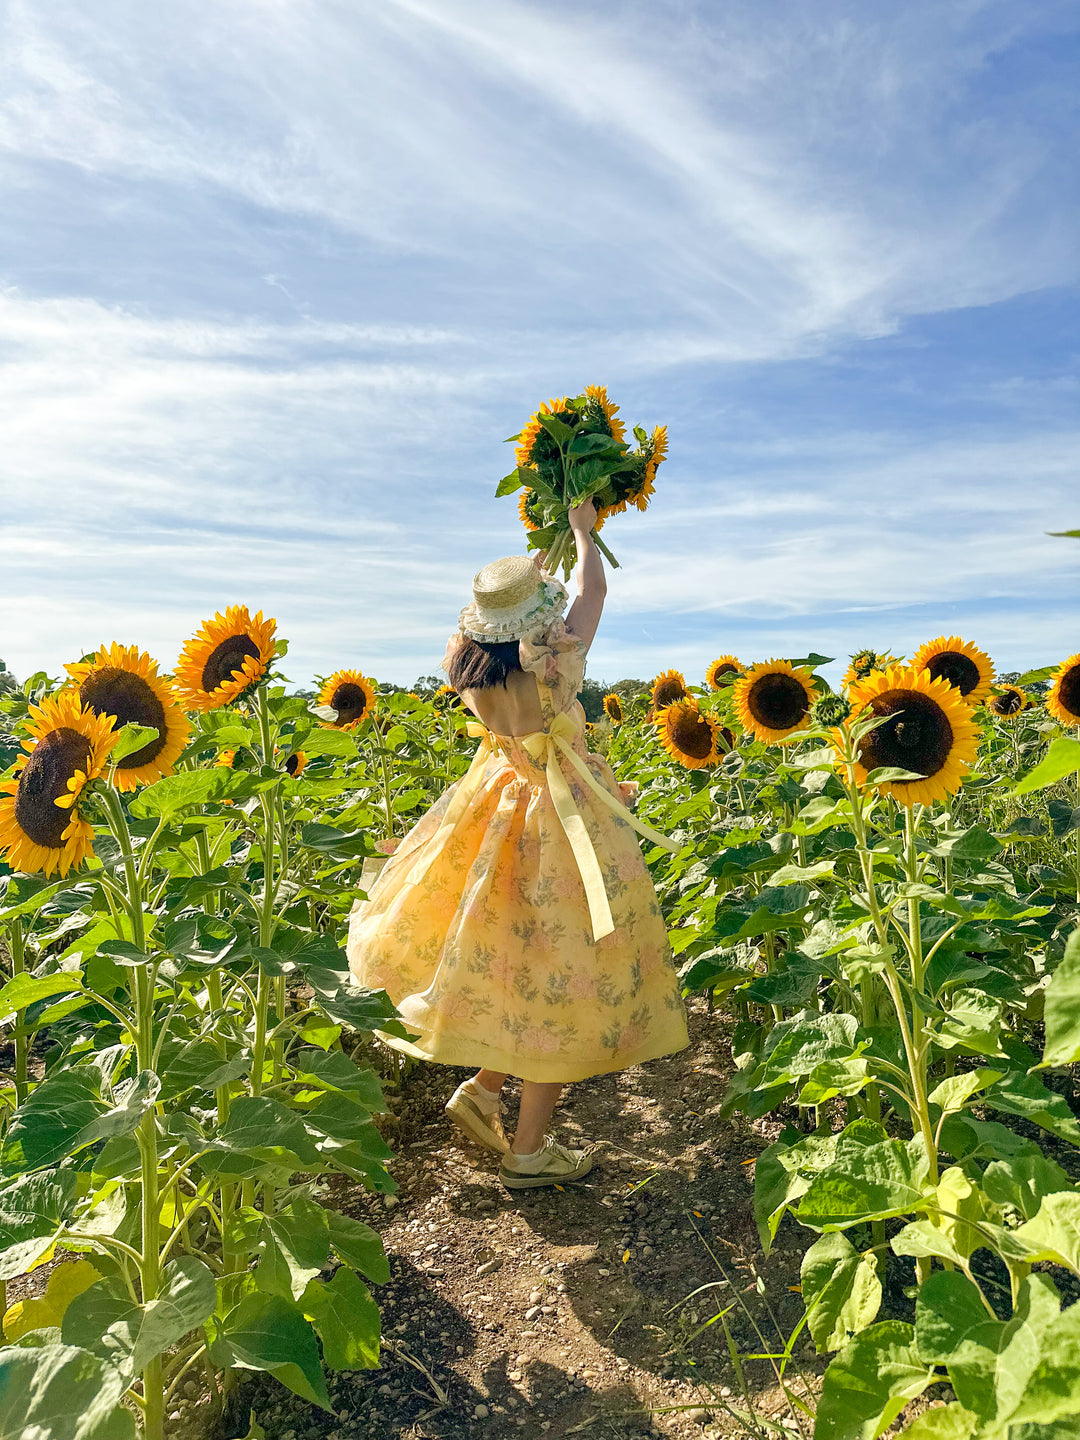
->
459 669 546 737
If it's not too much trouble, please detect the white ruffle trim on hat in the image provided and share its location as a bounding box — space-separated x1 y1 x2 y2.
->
459 576 568 643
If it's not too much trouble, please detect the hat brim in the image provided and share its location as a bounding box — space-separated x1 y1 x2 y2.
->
459 576 568 643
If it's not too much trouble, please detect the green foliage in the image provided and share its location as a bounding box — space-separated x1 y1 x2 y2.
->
599 654 1080 1438
0 681 433 1438
3 633 1080 1439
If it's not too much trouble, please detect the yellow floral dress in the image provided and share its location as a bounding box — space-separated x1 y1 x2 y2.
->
347 621 689 1083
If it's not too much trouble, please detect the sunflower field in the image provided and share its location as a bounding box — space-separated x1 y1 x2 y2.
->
603 643 1080 1438
2 614 1080 1440
0 616 475 1440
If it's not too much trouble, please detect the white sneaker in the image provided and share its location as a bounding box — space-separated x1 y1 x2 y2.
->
444 1081 509 1154
499 1135 594 1190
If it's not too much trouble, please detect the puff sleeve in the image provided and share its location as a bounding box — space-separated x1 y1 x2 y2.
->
519 620 588 713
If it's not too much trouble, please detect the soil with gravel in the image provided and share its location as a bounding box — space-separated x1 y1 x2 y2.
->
219 999 824 1440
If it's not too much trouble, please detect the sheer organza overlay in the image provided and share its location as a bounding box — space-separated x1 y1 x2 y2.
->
347 621 688 1082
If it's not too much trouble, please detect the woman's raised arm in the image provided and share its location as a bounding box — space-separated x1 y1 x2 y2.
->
563 499 607 651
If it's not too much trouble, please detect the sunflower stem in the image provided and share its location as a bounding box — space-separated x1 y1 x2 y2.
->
836 729 892 1199
591 528 620 568
376 742 395 839
9 918 28 1107
250 688 279 1120
102 784 165 1440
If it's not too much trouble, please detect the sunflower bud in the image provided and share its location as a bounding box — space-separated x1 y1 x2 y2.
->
811 694 851 727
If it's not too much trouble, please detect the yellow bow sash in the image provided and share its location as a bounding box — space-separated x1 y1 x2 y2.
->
522 712 677 941
406 715 676 943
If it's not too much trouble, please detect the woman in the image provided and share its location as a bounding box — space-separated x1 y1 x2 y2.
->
347 500 688 1189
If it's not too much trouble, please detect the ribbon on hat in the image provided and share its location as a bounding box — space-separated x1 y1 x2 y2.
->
404 713 677 941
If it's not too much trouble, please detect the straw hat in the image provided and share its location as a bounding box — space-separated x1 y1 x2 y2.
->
459 556 568 643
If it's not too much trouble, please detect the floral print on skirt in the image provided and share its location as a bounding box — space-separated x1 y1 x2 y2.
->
347 622 688 1083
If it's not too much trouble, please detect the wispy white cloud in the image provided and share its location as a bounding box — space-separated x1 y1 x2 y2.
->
1 288 1075 690
2 2 1077 359
0 4 1078 691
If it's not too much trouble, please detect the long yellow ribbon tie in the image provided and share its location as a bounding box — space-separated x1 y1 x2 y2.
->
404 713 676 941
523 711 678 943
404 721 493 889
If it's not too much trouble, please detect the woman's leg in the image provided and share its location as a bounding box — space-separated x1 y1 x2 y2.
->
475 1069 507 1093
512 1081 564 1154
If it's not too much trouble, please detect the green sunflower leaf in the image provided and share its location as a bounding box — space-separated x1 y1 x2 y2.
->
1042 927 1080 1068
815 1321 935 1440
0 1342 136 1439
1014 738 1080 794
108 723 160 764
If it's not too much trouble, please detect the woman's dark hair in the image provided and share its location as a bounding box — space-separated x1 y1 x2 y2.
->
447 637 522 691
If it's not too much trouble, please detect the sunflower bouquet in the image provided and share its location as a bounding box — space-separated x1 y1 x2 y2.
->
497 385 667 578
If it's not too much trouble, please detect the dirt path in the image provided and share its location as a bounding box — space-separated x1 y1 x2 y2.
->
227 1000 822 1440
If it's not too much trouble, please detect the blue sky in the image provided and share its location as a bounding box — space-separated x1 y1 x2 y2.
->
1 0 1078 691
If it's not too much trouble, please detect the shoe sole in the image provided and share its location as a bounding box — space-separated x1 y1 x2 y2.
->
445 1096 508 1155
499 1153 594 1190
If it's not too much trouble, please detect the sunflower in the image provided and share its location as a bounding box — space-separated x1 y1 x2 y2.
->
910 636 993 707
174 607 277 711
284 751 307 777
0 692 118 876
1048 654 1080 728
705 655 742 690
650 669 688 713
629 425 667 512
317 670 377 730
603 693 624 725
988 686 1030 720
811 694 851 727
64 644 190 791
841 665 980 806
600 425 668 526
656 698 722 769
518 491 541 533
515 396 571 471
842 650 899 689
216 749 236 769
434 683 463 710
583 384 626 448
734 660 818 743
583 388 629 528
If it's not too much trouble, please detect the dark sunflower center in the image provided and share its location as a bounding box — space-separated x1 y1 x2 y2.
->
201 634 260 695
711 663 737 681
285 753 301 776
331 682 370 724
925 652 980 695
1058 664 1080 722
718 727 736 751
669 708 715 760
858 689 953 778
992 688 1024 716
14 728 93 848
79 667 167 767
653 679 686 709
748 674 810 731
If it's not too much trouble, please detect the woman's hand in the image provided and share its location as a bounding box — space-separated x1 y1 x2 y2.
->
568 498 598 535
